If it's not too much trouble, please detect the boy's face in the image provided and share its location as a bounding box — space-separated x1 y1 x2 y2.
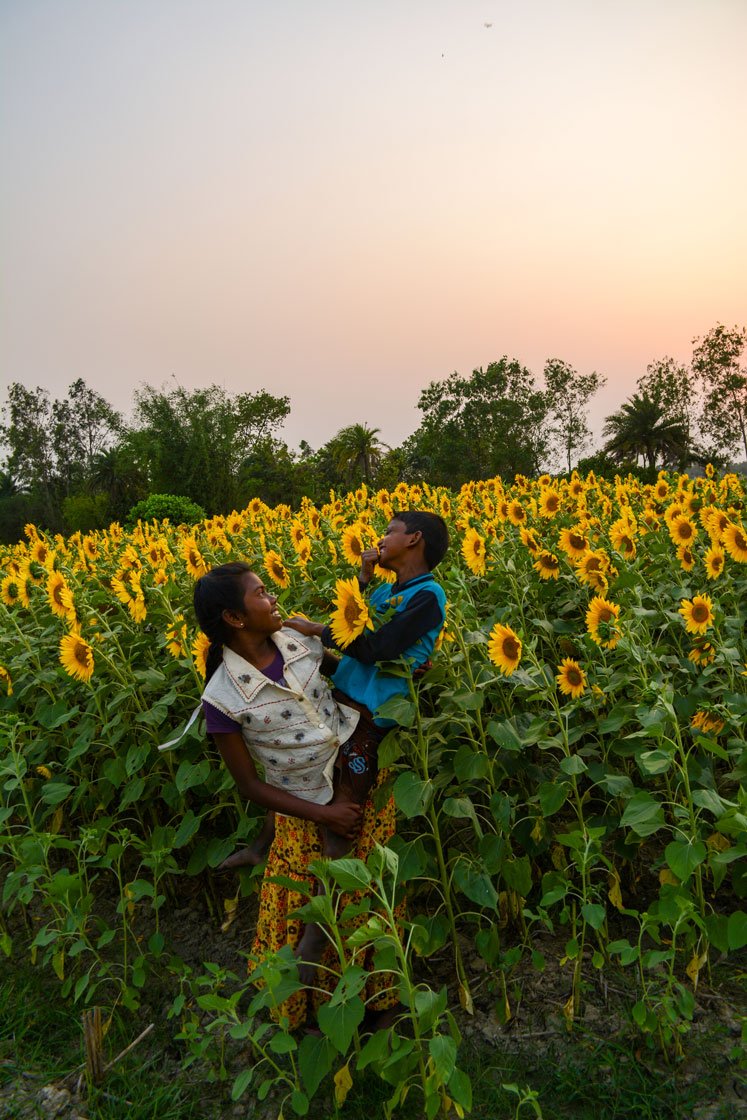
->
377 519 421 569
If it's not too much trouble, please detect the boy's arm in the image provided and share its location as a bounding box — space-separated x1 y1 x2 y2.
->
321 588 442 664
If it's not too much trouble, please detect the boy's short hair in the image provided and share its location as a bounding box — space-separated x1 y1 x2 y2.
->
397 510 449 570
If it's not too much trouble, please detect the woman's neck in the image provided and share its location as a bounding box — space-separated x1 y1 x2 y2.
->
226 632 278 670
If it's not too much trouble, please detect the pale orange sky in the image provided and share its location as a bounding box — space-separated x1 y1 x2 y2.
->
2 0 745 455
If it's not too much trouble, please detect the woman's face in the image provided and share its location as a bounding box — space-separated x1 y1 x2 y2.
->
232 571 282 634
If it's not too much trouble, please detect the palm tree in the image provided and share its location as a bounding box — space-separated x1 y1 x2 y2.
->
332 424 388 485
603 393 692 471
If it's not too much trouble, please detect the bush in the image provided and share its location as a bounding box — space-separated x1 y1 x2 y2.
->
125 493 206 528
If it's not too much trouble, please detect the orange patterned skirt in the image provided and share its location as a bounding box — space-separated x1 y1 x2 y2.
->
250 771 400 1027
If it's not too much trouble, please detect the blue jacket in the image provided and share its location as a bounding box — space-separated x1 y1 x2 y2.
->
331 573 446 727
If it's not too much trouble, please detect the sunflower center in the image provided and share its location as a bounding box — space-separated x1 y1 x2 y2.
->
73 641 90 668
344 601 361 625
735 530 747 550
692 604 709 622
567 668 582 687
570 534 585 550
502 637 520 661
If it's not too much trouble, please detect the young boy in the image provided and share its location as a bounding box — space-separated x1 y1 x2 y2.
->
220 509 448 869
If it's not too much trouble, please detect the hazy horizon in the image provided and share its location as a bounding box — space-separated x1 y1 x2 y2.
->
2 0 745 456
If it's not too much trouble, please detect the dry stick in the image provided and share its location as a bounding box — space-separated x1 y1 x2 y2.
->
83 1007 103 1086
102 1022 155 1072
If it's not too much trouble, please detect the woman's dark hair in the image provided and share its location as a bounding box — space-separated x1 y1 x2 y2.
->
397 510 449 570
193 562 253 683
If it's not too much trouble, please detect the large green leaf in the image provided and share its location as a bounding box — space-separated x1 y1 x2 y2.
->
393 771 433 818
664 840 707 882
317 994 365 1054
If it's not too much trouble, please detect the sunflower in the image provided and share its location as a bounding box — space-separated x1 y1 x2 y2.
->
439 494 452 519
30 539 51 566
47 571 76 620
226 513 245 535
181 538 208 580
165 616 188 658
556 658 587 699
679 594 715 635
289 520 307 551
295 537 312 566
691 709 725 735
59 633 95 683
609 519 637 559
585 596 621 649
533 551 560 580
329 578 374 649
575 549 610 591
653 479 669 501
669 515 697 547
341 523 368 568
557 526 589 559
539 488 561 519
676 543 695 572
518 527 540 555
487 623 522 676
507 500 526 526
192 632 211 679
0 665 12 695
462 528 487 576
1 574 29 608
704 544 725 580
688 640 715 666
263 550 290 589
722 522 747 563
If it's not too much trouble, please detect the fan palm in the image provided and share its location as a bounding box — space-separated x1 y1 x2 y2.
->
603 393 691 470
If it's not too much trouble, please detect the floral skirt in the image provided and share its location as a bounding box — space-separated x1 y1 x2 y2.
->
250 771 400 1028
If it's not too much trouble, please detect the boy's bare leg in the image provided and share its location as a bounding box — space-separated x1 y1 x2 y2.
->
218 810 276 870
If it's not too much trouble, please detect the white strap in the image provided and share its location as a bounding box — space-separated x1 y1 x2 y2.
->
157 705 202 752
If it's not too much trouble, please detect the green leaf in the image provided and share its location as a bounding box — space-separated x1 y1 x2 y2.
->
559 755 588 775
665 840 707 882
621 792 665 837
231 1069 253 1101
428 1034 456 1081
453 743 490 781
487 719 523 752
175 759 211 793
411 914 450 956
290 1089 309 1116
502 856 532 897
375 696 415 727
442 796 481 834
538 781 568 817
638 750 673 776
581 903 606 930
357 1028 390 1070
40 782 73 806
393 771 433 818
326 858 372 891
298 1033 336 1097
317 995 365 1054
447 1067 472 1110
727 911 747 951
452 858 498 909
174 810 201 848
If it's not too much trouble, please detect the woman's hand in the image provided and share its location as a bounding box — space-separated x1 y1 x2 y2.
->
319 800 363 839
284 616 324 637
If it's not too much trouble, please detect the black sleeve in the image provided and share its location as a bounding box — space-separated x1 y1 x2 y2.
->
321 589 442 665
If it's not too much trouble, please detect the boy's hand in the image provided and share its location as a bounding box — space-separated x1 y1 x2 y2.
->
360 547 379 585
284 616 324 637
320 801 362 839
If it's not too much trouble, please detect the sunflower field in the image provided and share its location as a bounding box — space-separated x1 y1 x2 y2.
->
1 468 746 1113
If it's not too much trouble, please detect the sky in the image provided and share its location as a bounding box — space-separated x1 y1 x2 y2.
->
2 0 746 457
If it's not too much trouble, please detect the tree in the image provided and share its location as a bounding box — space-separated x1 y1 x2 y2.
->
0 380 122 530
409 359 549 486
132 383 290 514
329 424 388 486
543 359 606 474
603 392 691 470
692 324 747 462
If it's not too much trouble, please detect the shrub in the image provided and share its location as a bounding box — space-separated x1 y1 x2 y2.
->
125 493 206 528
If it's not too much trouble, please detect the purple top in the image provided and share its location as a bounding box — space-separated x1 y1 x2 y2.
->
202 647 287 734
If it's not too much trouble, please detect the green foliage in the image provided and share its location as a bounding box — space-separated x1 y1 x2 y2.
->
125 493 207 527
62 492 111 533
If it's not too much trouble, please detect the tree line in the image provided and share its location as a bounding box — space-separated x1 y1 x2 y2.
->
1 323 745 541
